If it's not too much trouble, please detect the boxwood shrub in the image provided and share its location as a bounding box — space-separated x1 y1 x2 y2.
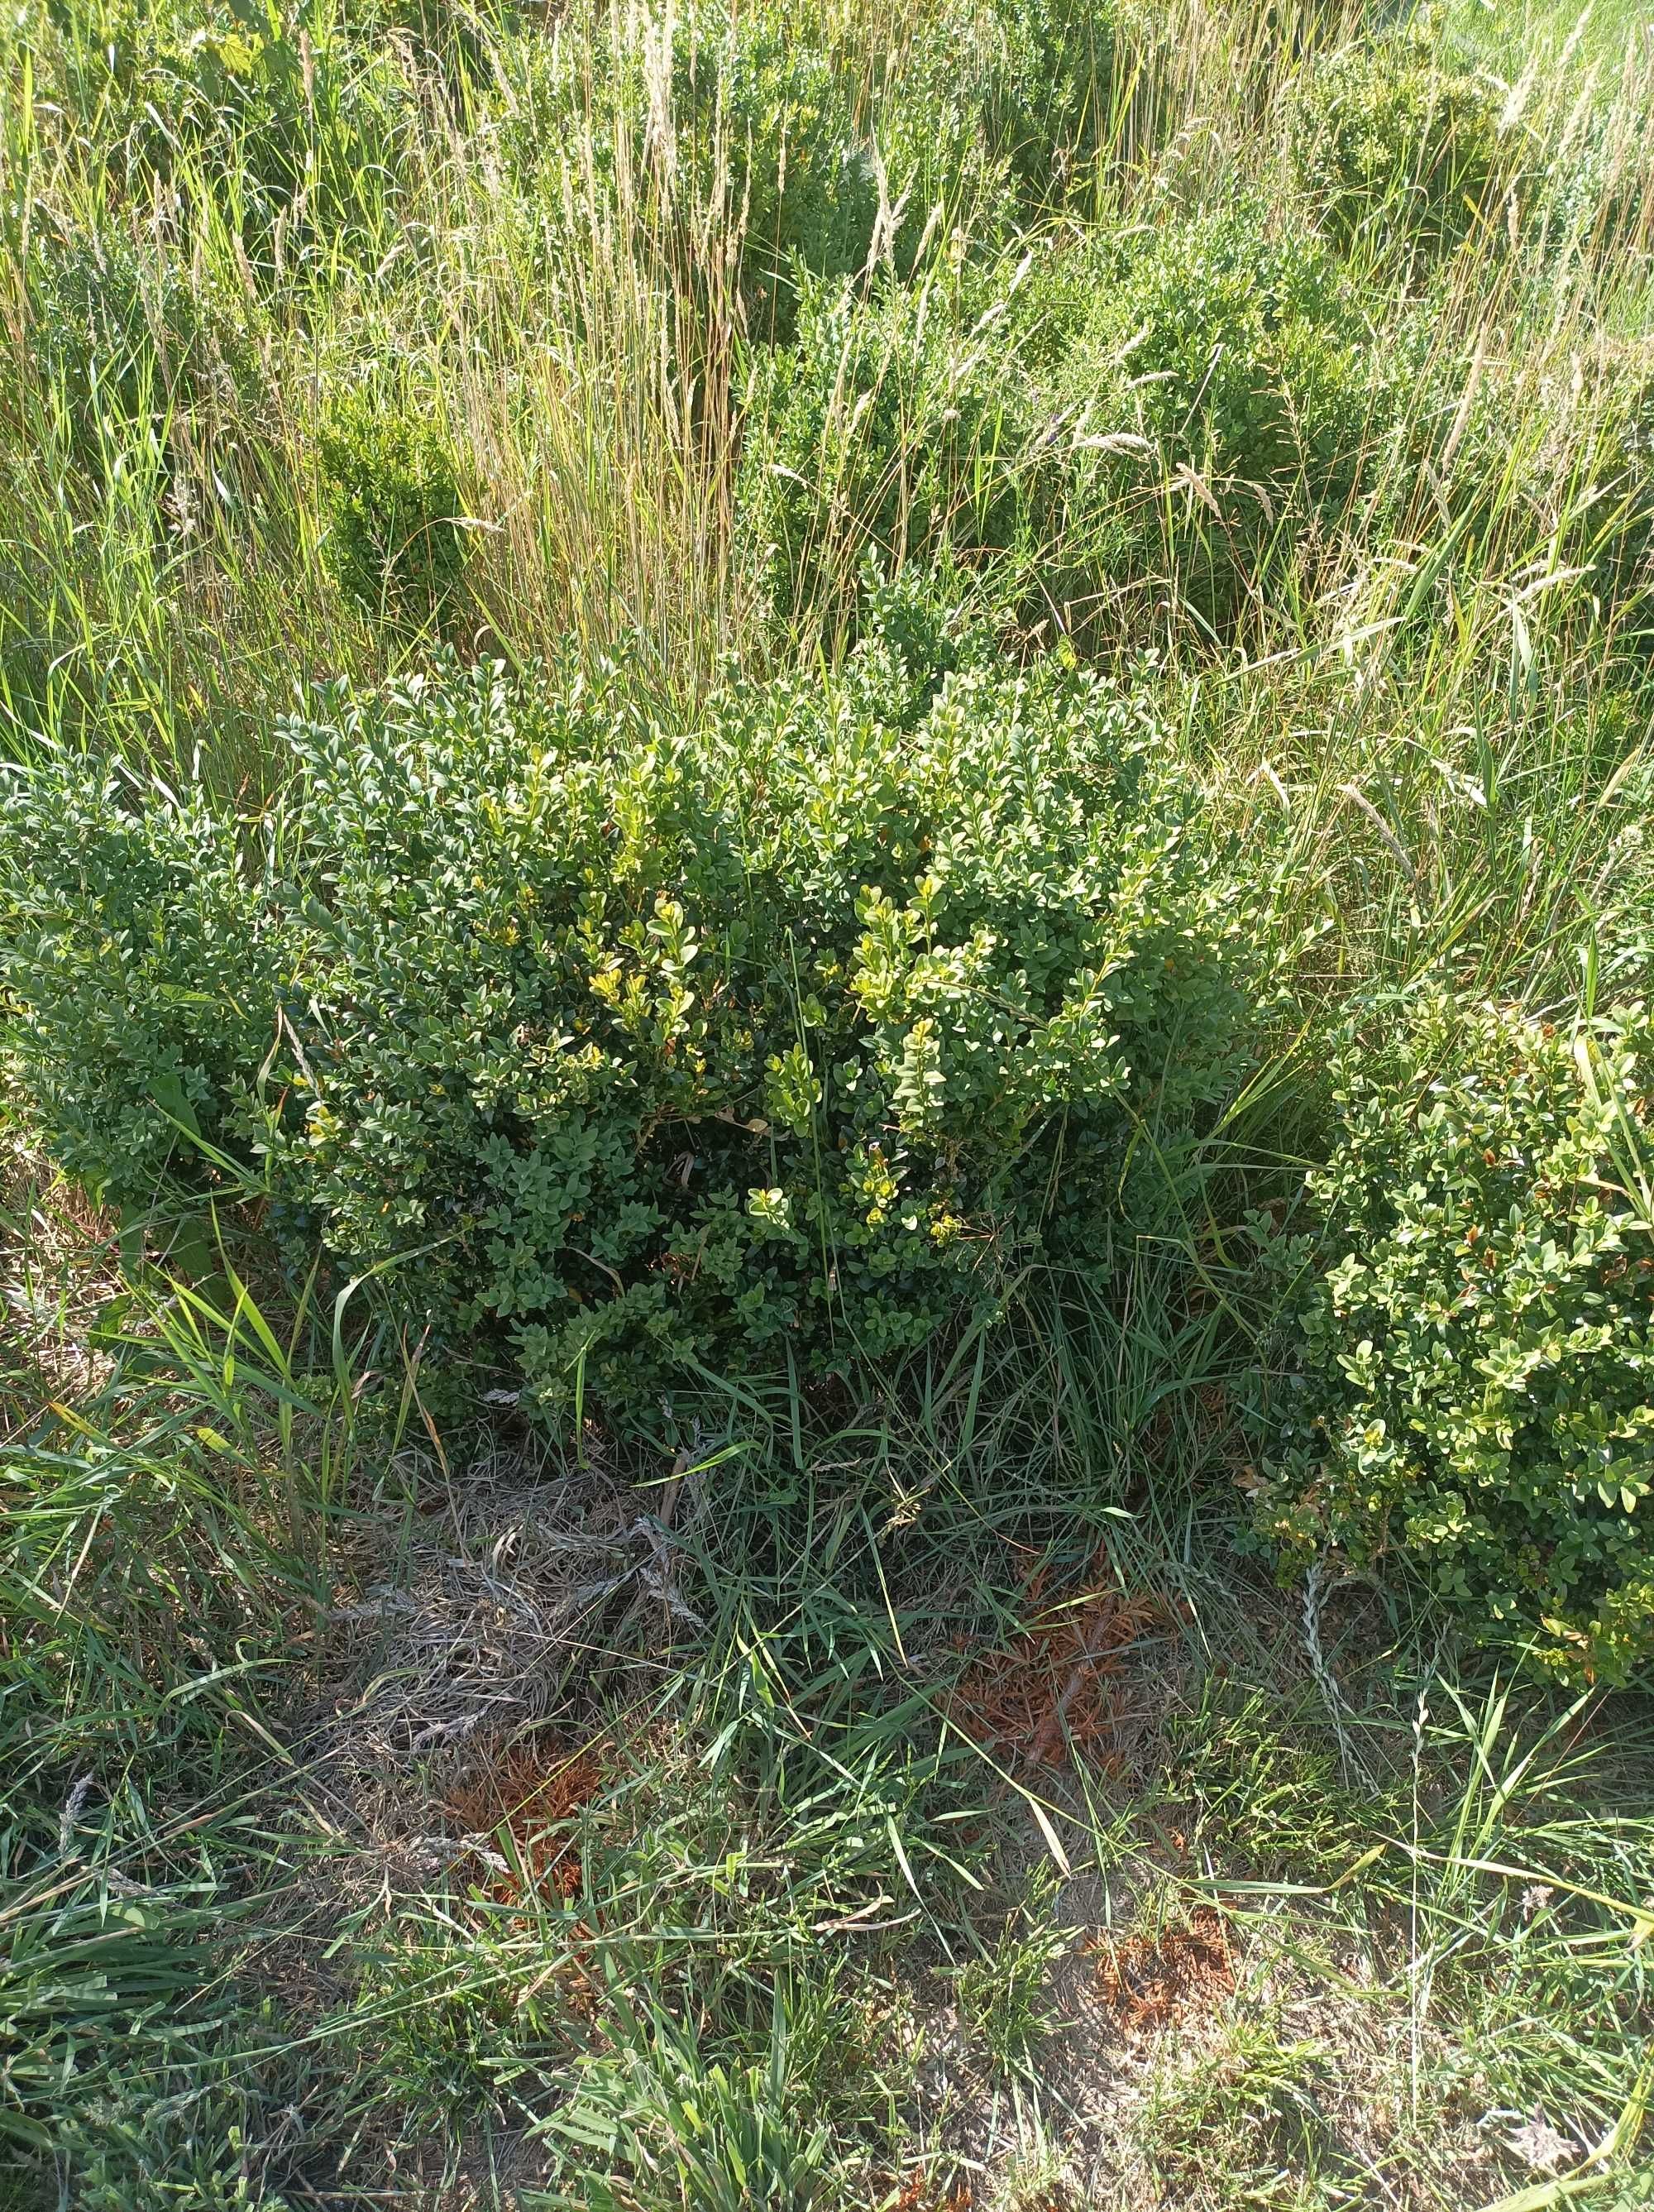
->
734 268 1051 639
1288 26 1515 261
3 611 1279 1436
667 0 881 336
1259 990 1654 1686
49 0 411 263
1047 203 1375 634
895 0 1143 213
0 761 294 1214
737 203 1381 646
499 0 1151 340
318 388 468 630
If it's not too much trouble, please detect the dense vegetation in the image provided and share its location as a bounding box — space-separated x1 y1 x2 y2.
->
3 0 1654 2205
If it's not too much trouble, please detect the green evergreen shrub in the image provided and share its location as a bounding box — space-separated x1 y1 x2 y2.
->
972 0 1132 198
499 0 1147 336
46 0 410 261
734 269 1049 637
0 763 291 1210
1046 203 1374 634
1595 383 1654 623
1288 25 1515 260
1106 211 1364 486
737 205 1379 645
892 0 1139 221
1534 97 1654 273
32 232 209 428
495 0 878 338
669 0 879 333
1258 989 1654 1686
500 0 878 333
26 227 262 479
318 390 467 627
2 612 1279 1436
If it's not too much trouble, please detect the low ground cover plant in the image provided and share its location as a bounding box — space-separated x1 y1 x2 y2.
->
1043 201 1376 634
734 266 1052 638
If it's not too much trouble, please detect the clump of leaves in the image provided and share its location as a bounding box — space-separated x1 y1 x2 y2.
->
500 0 879 341
669 0 879 337
1045 202 1377 637
1258 988 1654 1686
318 390 467 629
740 199 1379 651
345 1926 567 2138
0 758 290 1210
888 0 1145 227
1154 1680 1388 1880
972 0 1131 198
44 0 409 262
26 226 257 465
734 266 1048 640
502 0 1149 339
555 1993 834 2212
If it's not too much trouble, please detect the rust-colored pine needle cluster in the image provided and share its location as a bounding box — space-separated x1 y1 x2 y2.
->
1091 1905 1235 2036
445 1736 604 1909
947 1550 1168 1773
